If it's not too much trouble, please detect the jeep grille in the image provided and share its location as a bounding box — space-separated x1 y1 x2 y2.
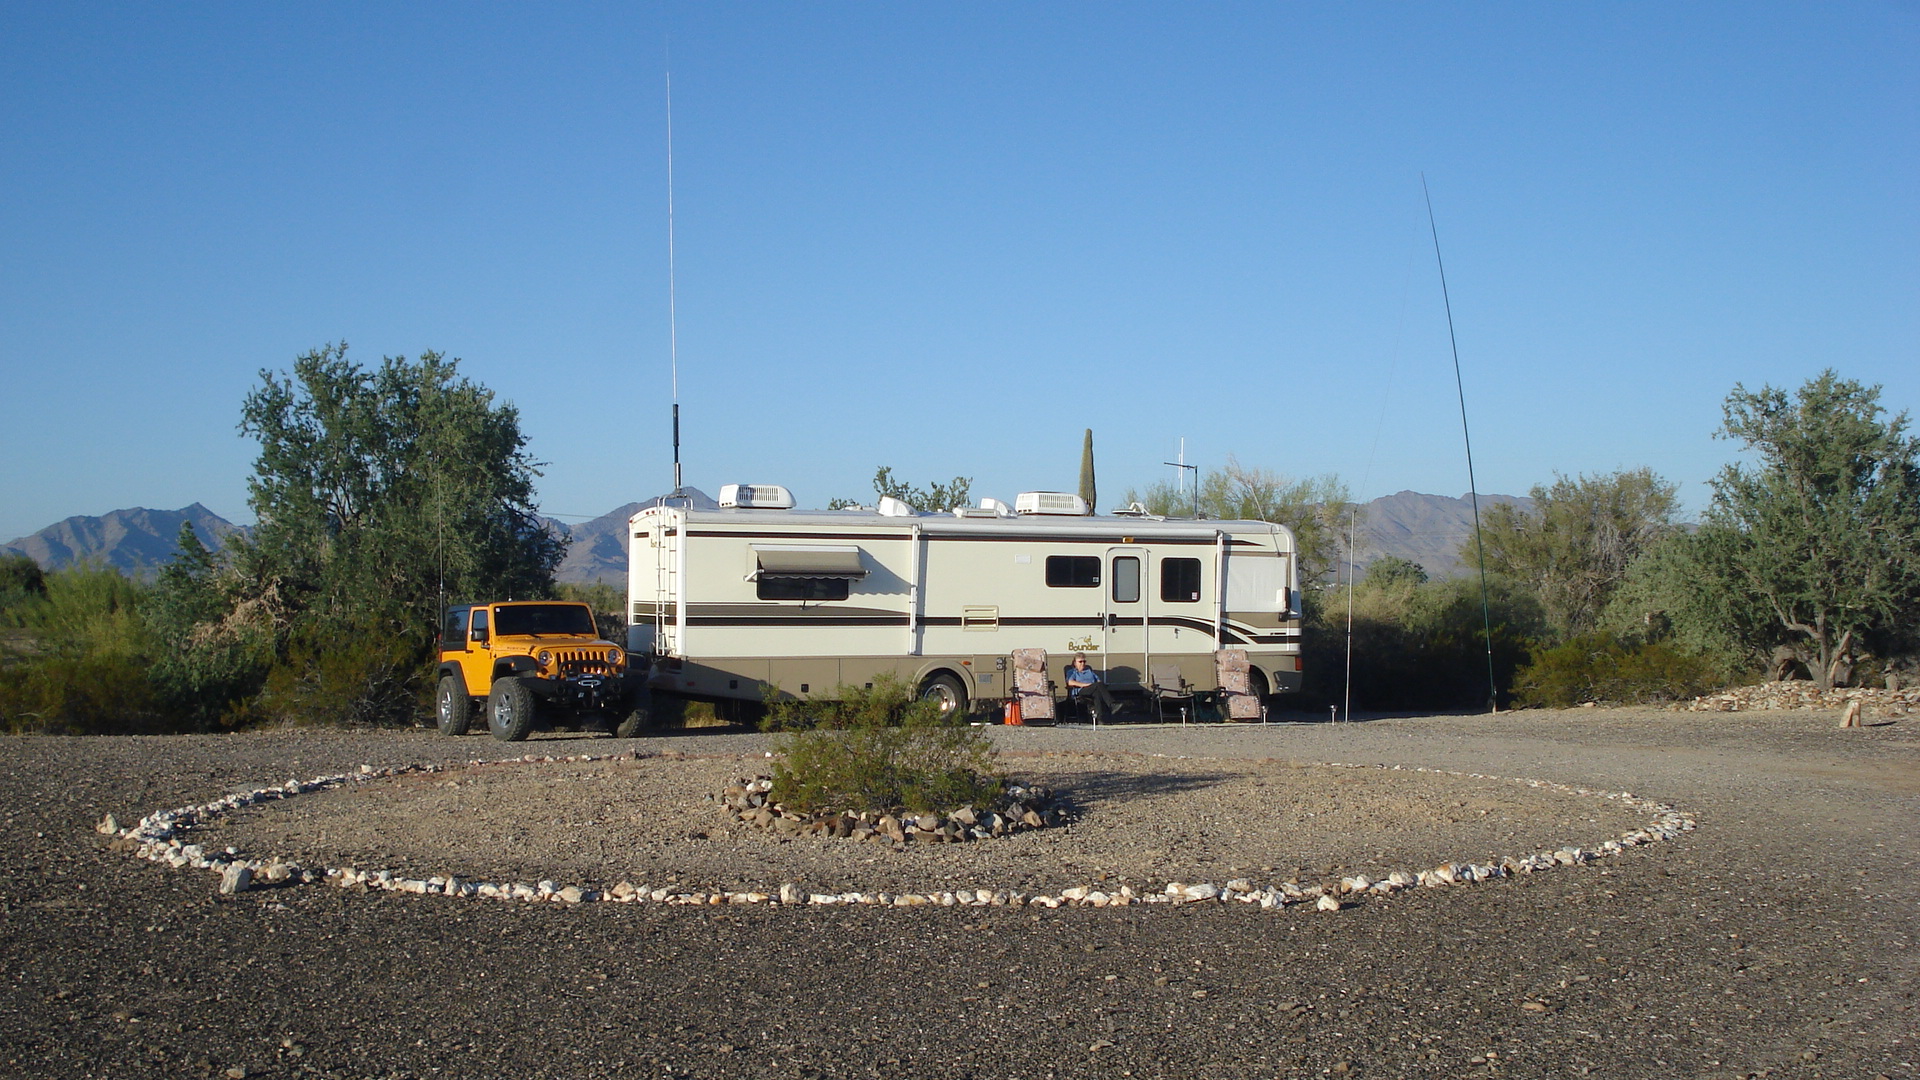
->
552 649 621 676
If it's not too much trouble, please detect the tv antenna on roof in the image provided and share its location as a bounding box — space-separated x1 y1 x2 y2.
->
665 54 685 497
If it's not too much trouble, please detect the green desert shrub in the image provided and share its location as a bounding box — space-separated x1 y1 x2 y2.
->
761 674 936 732
0 651 165 734
1303 574 1548 711
0 564 168 733
0 554 48 621
253 620 425 728
1512 631 1726 708
764 674 1004 814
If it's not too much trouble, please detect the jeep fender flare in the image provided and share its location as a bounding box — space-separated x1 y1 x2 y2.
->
494 655 539 681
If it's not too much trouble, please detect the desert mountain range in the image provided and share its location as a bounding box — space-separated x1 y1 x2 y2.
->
3 489 1527 584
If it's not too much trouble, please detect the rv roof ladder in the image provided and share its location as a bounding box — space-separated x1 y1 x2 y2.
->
654 516 681 656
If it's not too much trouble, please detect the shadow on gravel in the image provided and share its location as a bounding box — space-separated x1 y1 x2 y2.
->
1051 769 1240 808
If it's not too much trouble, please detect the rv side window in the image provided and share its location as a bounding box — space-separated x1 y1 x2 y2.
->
1045 556 1101 588
1112 556 1140 603
757 578 852 602
1161 558 1202 603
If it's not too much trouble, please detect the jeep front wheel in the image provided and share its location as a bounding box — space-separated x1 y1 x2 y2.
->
487 676 537 742
436 674 473 736
612 686 652 738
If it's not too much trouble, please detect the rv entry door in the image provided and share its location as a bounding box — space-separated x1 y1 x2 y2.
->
1102 547 1149 691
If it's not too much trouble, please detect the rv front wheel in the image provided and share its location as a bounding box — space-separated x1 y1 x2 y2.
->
918 673 967 719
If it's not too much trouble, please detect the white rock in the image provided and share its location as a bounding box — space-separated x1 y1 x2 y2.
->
218 864 253 894
1316 894 1342 912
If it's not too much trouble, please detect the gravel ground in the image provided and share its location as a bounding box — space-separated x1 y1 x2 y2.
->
2 707 1915 1080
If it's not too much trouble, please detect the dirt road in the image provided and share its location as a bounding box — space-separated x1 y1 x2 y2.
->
2 708 1914 1079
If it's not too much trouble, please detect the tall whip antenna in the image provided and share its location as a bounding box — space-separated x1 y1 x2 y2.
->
1422 173 1498 713
665 56 683 494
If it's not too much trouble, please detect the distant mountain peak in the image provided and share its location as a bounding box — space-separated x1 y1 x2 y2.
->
5 486 1517 585
2 505 243 577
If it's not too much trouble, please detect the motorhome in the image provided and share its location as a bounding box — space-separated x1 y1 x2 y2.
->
626 485 1302 715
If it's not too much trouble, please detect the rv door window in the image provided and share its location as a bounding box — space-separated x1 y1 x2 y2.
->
1112 556 1141 604
1045 555 1101 588
1161 558 1202 603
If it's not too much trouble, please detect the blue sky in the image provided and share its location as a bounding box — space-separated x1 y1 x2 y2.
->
2 2 1915 542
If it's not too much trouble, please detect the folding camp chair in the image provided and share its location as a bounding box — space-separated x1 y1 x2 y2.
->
1150 663 1197 724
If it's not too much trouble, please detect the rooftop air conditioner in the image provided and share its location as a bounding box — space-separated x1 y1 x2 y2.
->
1014 491 1090 516
718 484 796 510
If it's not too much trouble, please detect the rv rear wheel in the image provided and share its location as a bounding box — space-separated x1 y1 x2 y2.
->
1246 667 1272 720
918 673 967 719
1247 666 1270 702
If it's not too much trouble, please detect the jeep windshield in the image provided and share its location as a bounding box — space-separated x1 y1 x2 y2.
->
493 604 596 637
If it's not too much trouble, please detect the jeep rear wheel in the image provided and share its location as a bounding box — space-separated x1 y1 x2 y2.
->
436 674 473 736
487 676 537 742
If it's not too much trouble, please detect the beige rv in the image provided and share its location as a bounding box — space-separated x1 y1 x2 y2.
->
627 485 1303 716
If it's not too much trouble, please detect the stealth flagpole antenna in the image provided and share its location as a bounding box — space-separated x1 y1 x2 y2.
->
665 55 684 496
1164 438 1199 518
1422 173 1498 713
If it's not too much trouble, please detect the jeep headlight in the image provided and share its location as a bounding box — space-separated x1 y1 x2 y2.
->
606 648 622 664
536 649 552 665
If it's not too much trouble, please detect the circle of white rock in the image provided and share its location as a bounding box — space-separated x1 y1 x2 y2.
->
97 752 1696 914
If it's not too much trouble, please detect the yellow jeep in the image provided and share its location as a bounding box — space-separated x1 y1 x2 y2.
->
435 601 648 741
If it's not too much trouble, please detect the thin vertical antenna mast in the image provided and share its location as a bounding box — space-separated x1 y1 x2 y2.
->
1422 173 1498 713
665 60 683 495
1343 504 1356 723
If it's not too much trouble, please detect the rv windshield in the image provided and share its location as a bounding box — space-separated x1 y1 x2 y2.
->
492 604 596 637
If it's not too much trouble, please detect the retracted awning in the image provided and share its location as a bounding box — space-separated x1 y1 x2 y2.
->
749 544 869 580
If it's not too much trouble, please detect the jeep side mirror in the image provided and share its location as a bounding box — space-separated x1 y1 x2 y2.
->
470 626 488 644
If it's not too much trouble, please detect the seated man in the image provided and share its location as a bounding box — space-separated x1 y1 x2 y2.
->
1063 653 1121 722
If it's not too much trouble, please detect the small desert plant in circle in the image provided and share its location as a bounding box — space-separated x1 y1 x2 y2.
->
762 674 1004 814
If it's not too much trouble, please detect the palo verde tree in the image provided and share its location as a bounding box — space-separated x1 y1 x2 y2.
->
1125 457 1352 587
830 467 973 513
199 344 564 723
1471 468 1681 638
1691 370 1920 688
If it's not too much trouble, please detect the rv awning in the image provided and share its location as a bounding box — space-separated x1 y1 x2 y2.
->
749 545 869 581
